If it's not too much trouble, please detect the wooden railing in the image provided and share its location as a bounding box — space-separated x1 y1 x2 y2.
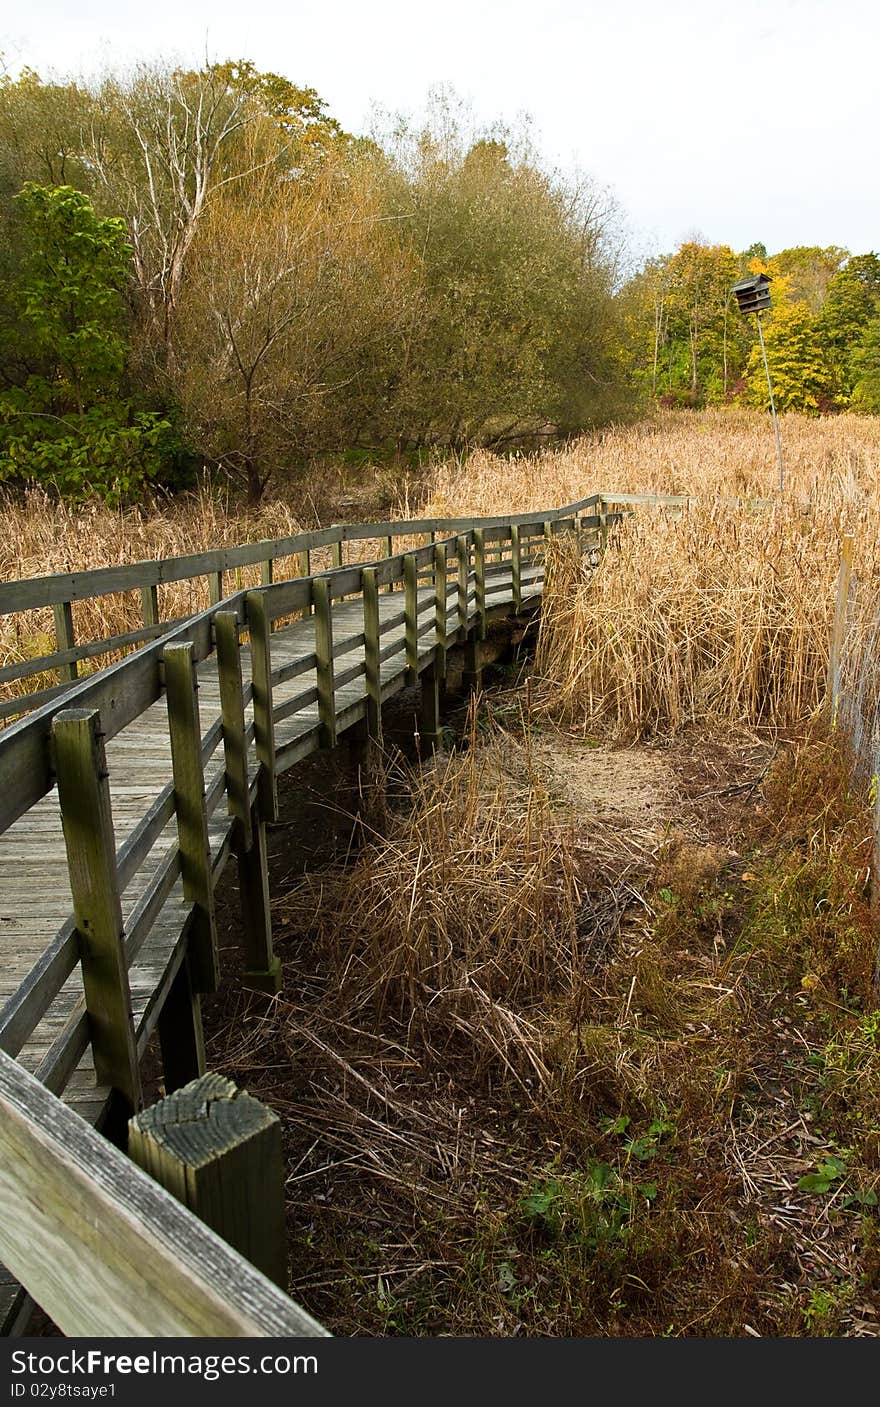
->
0 501 611 720
0 491 618 1337
0 1047 328 1336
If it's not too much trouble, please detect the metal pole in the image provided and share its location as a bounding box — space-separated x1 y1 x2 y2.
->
755 311 784 496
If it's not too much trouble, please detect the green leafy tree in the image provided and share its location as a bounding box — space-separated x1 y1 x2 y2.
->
375 103 627 449
746 301 833 413
819 253 880 401
629 242 742 406
850 317 880 412
0 183 176 500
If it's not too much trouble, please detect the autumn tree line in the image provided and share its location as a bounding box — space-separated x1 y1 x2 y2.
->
0 57 878 505
620 241 880 416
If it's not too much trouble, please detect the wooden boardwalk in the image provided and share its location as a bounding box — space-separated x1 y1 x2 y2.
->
0 498 621 1334
0 560 543 1129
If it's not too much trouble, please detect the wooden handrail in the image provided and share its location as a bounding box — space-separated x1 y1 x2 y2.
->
0 1047 327 1336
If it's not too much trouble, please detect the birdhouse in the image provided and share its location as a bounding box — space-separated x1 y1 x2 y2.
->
732 273 772 315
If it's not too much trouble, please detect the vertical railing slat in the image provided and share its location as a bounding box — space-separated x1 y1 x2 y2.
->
51 708 142 1112
163 643 219 995
52 601 77 683
313 577 337 749
362 566 382 746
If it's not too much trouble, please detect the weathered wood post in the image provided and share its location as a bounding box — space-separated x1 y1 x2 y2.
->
420 662 441 750
456 534 470 642
474 528 488 642
128 1073 288 1290
247 591 279 822
828 533 854 730
313 576 337 749
51 708 142 1116
52 601 77 683
404 552 419 685
157 956 205 1094
511 525 522 615
598 498 609 555
362 566 383 747
163 643 220 995
434 540 448 683
140 583 160 631
384 535 395 592
215 611 281 995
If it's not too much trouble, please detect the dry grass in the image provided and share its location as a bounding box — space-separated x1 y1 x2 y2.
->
276 707 587 1089
205 707 880 1337
5 408 880 722
532 504 875 738
424 408 880 516
0 483 311 707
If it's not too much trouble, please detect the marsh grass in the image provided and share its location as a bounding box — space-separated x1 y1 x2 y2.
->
533 503 880 739
204 700 880 1336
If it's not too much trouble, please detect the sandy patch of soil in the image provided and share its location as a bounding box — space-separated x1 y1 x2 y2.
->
531 733 677 832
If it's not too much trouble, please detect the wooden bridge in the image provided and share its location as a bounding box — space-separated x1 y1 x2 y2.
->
0 492 641 1337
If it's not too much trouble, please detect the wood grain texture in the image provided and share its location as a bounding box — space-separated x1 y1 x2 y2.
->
129 1073 288 1290
0 1049 326 1337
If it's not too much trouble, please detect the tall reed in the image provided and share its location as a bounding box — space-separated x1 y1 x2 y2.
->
535 502 880 738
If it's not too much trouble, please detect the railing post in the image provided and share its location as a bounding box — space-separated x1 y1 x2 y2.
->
457 535 470 641
404 553 419 684
51 708 142 1114
163 643 219 995
434 541 448 681
208 571 224 607
215 611 281 994
297 551 312 617
140 585 160 631
129 1073 288 1290
215 612 252 852
52 601 77 683
331 539 343 569
313 577 337 749
237 804 281 993
474 528 487 641
246 591 278 823
362 566 383 746
384 536 394 592
420 662 441 750
511 525 522 614
260 559 273 587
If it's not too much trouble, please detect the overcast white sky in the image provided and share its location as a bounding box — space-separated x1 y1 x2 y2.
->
3 0 877 263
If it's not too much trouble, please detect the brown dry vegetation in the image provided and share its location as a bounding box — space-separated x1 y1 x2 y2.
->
534 510 850 738
5 407 879 1333
4 408 880 720
207 707 880 1336
0 464 409 708
424 408 880 516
